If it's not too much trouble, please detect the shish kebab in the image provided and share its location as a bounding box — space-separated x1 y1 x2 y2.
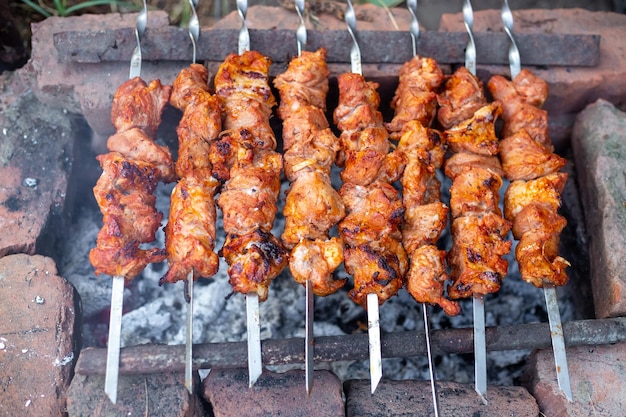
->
438 0 511 404
387 0 460 413
159 0 222 395
336 0 408 393
89 0 176 403
210 0 288 386
273 8 346 395
489 0 572 401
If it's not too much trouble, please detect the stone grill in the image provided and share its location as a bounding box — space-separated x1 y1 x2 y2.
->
1 5 625 417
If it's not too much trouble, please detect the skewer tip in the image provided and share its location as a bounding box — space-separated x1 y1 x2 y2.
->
246 293 262 388
184 272 194 394
367 293 382 394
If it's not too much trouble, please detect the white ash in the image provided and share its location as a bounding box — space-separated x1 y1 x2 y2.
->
59 142 575 388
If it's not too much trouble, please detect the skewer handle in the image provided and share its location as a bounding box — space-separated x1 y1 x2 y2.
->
188 0 200 63
295 0 307 55
463 0 476 75
501 0 521 78
406 0 419 57
237 0 250 54
129 0 147 78
345 0 362 75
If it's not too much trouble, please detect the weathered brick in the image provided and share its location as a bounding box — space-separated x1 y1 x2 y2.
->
571 99 626 318
344 379 539 417
0 254 80 417
0 78 74 258
203 368 344 417
439 9 626 150
523 343 626 417
66 371 205 417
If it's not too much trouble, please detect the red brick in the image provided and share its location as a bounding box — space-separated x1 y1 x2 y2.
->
523 343 626 417
571 99 626 318
209 5 412 78
439 9 626 151
203 368 344 417
344 379 539 417
0 254 79 417
66 372 205 417
24 12 185 138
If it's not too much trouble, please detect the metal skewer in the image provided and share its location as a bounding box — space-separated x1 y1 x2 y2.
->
235 0 261 388
105 0 147 404
182 0 200 395
184 272 194 393
292 0 315 396
462 0 488 405
501 0 572 402
345 0 380 393
406 1 440 414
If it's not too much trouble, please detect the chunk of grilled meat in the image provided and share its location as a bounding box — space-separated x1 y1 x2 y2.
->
289 237 346 296
503 172 567 222
443 152 504 180
213 51 288 300
406 245 461 316
449 166 504 219
447 213 512 299
499 127 566 181
160 64 223 285
437 66 487 130
488 69 552 151
335 72 407 307
385 56 444 138
443 102 502 156
90 78 174 280
282 170 345 247
274 48 330 116
513 204 570 288
214 51 277 150
111 78 172 138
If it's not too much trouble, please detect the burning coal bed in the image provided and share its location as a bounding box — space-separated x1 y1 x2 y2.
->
57 103 587 388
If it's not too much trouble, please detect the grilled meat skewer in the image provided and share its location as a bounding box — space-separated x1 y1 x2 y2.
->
439 68 512 300
212 51 289 303
488 69 570 289
334 72 408 308
160 63 223 285
389 55 460 317
274 48 347 296
90 78 175 280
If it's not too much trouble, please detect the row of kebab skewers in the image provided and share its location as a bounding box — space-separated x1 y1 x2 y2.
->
89 0 572 409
